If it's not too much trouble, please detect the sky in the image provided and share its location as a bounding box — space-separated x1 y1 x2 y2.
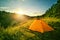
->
0 0 57 16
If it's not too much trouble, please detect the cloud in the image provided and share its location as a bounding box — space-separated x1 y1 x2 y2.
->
0 7 9 11
0 7 44 16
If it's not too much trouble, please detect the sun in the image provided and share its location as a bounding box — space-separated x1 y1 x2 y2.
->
16 10 25 14
13 8 35 16
14 9 26 14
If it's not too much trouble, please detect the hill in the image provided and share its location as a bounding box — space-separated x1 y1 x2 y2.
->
43 0 60 18
0 11 30 28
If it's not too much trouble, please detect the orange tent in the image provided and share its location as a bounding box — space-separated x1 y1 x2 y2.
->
29 20 54 33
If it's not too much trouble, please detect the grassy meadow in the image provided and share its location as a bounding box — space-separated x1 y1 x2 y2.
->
0 17 60 40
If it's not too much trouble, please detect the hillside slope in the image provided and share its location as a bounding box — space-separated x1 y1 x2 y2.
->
43 0 60 18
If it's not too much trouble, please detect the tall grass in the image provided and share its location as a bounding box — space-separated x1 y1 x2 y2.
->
0 18 60 40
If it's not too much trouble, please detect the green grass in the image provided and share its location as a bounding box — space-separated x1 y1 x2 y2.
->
0 18 60 40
